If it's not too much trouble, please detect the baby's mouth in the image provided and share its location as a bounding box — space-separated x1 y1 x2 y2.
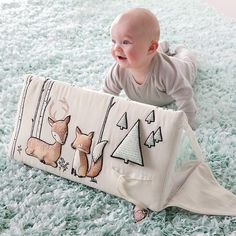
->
117 55 127 60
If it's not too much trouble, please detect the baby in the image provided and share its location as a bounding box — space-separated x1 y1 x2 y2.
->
103 8 197 222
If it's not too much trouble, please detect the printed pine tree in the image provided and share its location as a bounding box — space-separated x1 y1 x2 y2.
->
145 127 163 148
144 131 155 148
117 112 128 130
154 127 163 143
111 120 144 166
145 110 155 124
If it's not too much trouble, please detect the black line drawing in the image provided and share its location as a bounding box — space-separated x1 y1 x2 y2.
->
144 131 155 148
144 126 163 148
117 112 128 130
10 75 33 158
30 79 51 137
111 119 144 166
30 80 54 138
36 80 54 138
17 145 22 155
154 127 163 143
145 110 155 124
58 157 70 172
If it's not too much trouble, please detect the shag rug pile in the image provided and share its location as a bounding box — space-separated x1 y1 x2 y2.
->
1 0 236 235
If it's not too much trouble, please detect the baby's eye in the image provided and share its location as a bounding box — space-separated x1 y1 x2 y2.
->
122 40 131 45
109 40 116 47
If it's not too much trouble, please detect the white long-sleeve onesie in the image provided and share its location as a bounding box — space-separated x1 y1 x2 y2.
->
103 47 197 128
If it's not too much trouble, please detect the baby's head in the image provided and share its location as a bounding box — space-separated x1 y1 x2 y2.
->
110 8 160 70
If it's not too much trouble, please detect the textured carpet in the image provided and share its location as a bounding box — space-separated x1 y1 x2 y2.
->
1 0 236 235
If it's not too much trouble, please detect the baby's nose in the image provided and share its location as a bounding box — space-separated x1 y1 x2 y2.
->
113 44 122 51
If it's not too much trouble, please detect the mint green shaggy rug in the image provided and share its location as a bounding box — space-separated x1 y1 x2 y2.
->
1 0 236 235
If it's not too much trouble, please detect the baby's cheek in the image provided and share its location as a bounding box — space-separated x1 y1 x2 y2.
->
111 48 114 55
127 51 140 61
111 50 116 59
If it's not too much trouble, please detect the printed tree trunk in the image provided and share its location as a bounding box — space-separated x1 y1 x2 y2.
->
10 75 33 158
34 80 54 138
87 97 115 183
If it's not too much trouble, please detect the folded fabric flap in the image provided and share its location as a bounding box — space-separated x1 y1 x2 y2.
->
167 162 236 216
160 117 204 211
112 167 154 210
182 114 204 161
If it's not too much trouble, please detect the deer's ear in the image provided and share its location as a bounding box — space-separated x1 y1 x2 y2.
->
65 115 71 124
76 126 82 134
48 117 55 126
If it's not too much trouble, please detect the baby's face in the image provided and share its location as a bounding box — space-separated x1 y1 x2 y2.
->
110 15 152 70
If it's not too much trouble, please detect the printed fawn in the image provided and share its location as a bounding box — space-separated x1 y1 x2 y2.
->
25 99 70 168
25 115 71 168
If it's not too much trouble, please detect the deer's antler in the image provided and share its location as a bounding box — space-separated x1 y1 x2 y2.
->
49 100 57 120
49 98 69 120
59 97 69 118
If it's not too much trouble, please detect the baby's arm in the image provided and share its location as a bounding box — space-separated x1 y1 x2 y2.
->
164 75 197 129
176 98 197 129
103 63 122 96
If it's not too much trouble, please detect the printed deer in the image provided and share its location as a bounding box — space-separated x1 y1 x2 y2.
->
25 99 70 168
71 127 94 177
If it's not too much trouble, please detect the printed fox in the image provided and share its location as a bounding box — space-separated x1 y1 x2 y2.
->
71 126 94 177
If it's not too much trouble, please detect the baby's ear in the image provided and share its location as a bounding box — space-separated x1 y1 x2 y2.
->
148 41 158 54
